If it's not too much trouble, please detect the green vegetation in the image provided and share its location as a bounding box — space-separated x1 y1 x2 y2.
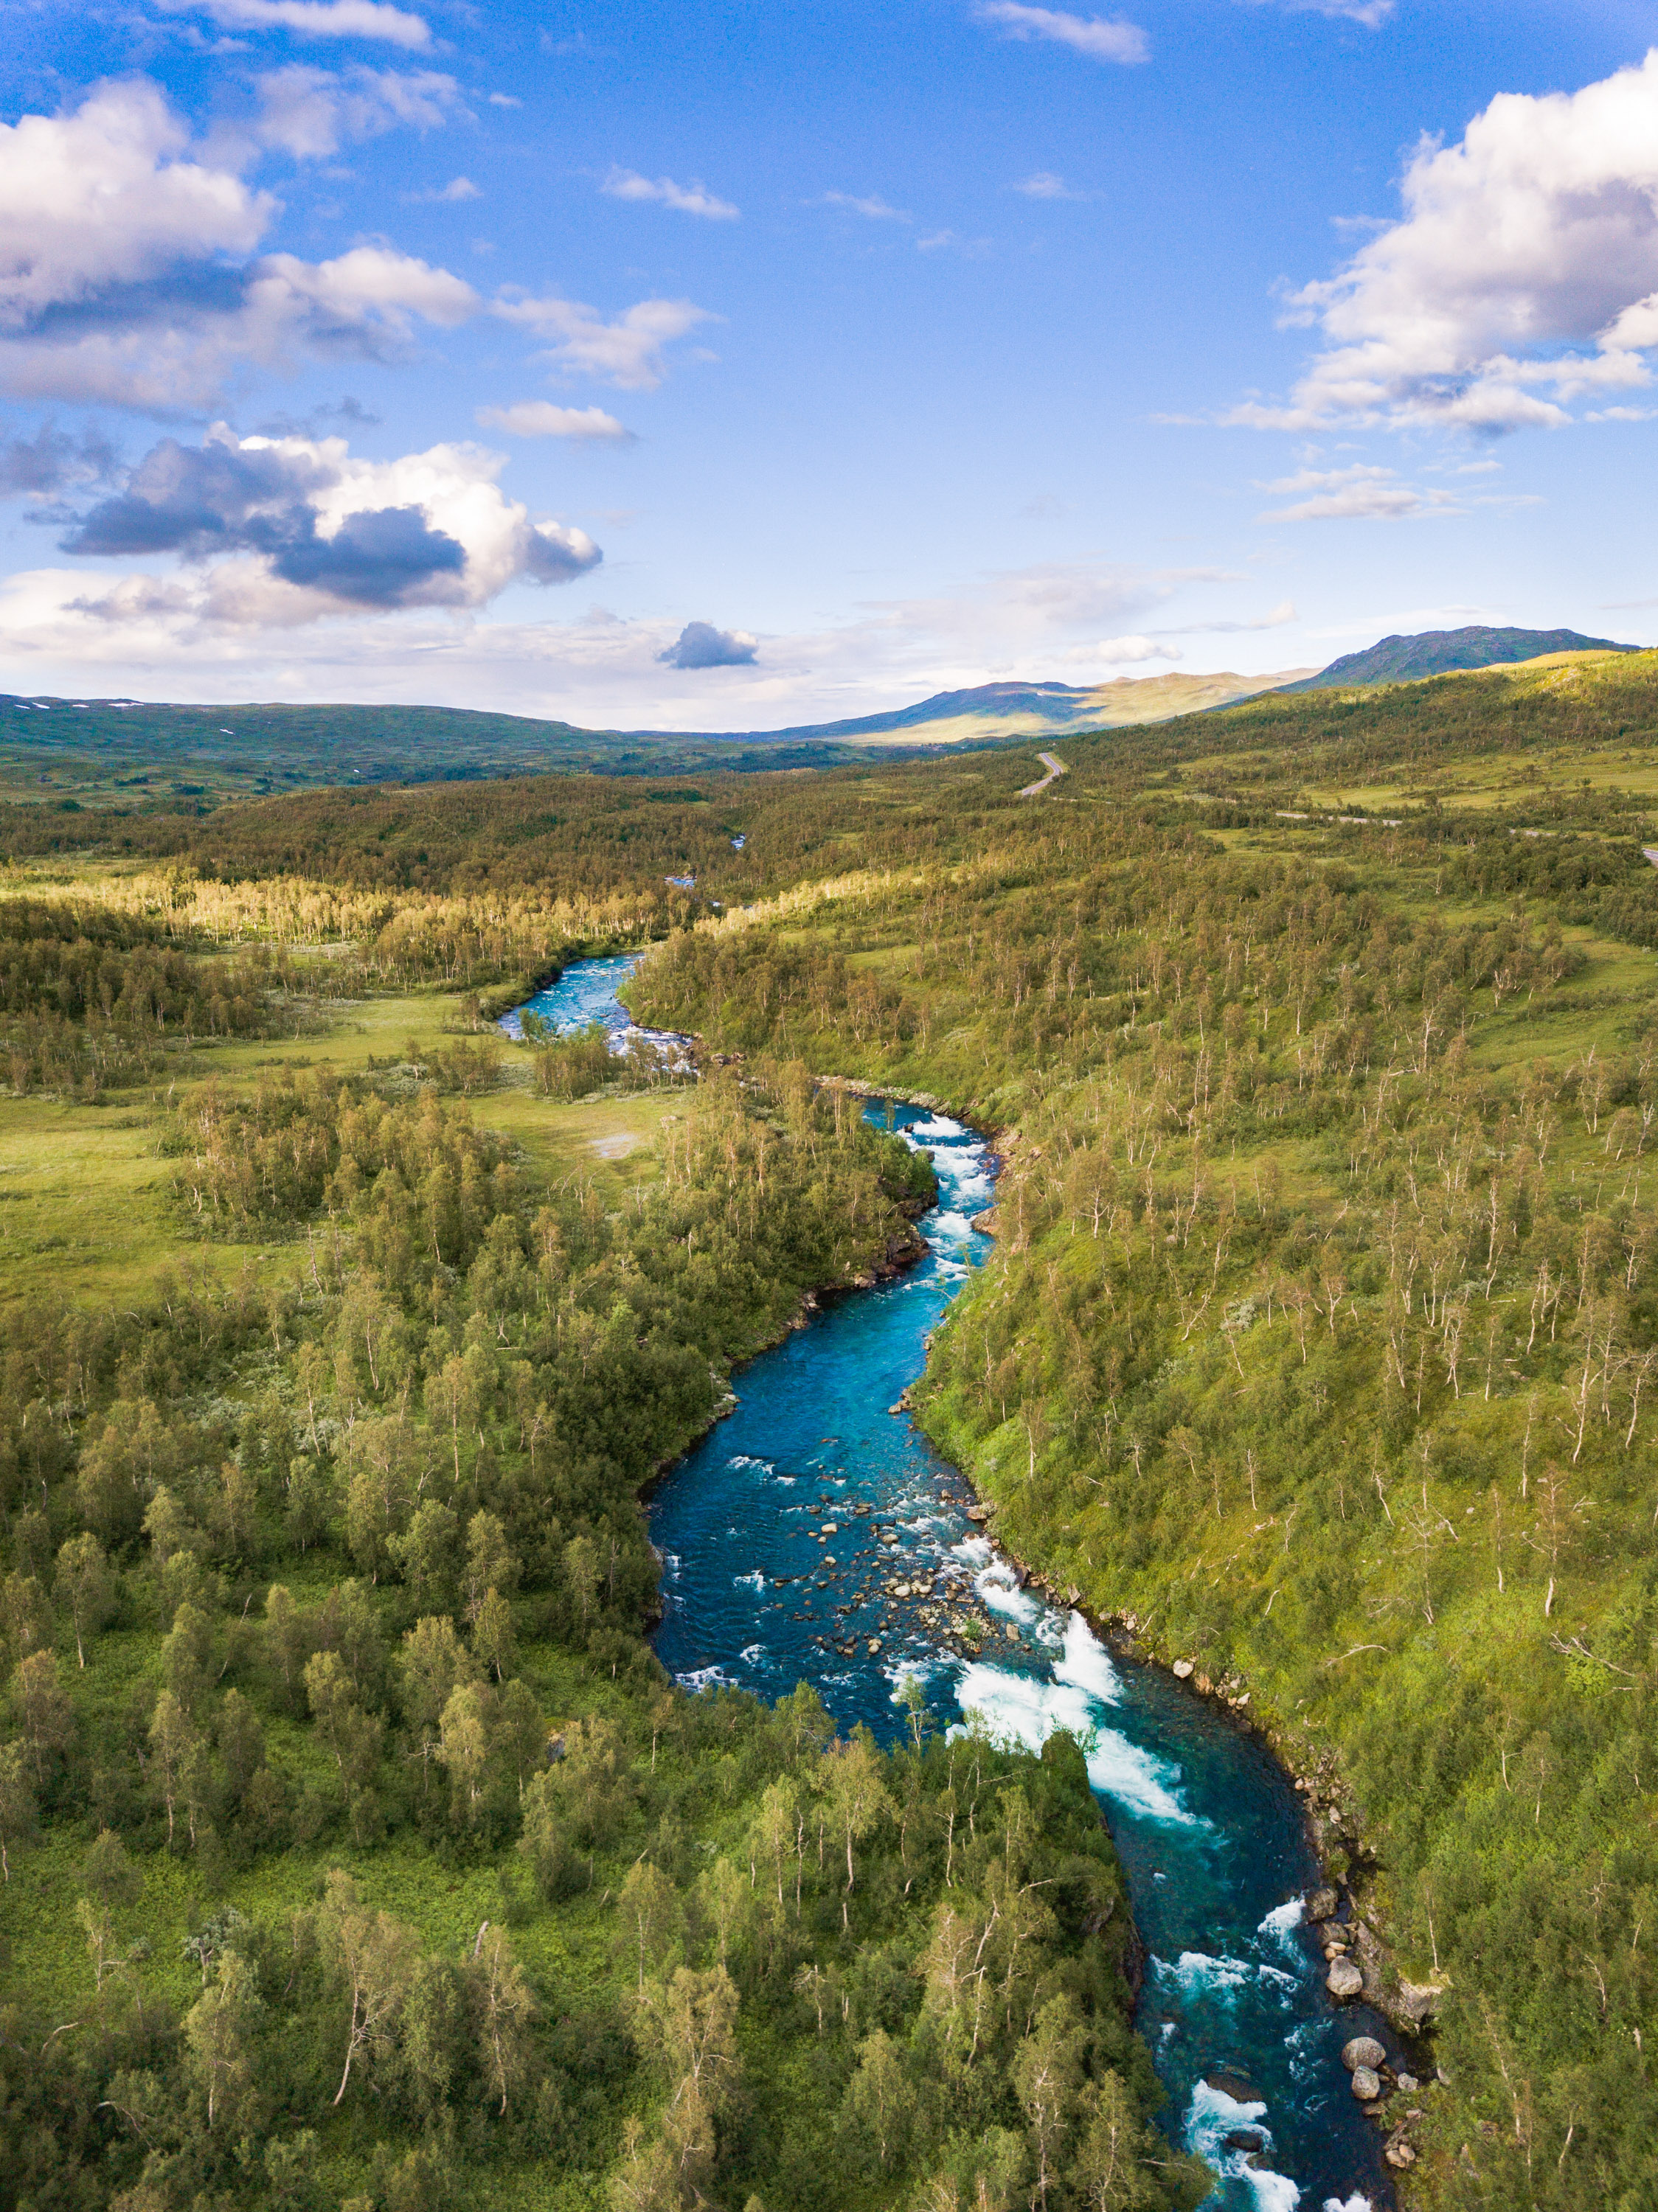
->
18 645 1658 2208
0 790 1189 2212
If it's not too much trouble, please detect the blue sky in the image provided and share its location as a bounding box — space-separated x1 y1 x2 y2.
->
2 0 1657 728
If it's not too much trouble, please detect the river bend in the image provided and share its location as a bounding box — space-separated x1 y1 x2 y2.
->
524 957 1390 2212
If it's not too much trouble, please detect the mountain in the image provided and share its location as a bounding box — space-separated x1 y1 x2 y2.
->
1283 625 1640 692
0 669 1315 810
693 669 1317 746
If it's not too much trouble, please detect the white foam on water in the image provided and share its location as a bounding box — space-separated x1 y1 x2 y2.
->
1248 2174 1303 2212
1322 2198 1373 2212
1184 2084 1300 2212
740 1643 764 1665
975 1563 1044 1625
954 1660 1198 1825
911 1114 968 1141
1258 1899 1305 1943
677 1664 735 1692
734 1570 766 1590
729 1455 774 1475
659 1551 681 1579
932 1209 974 1240
1161 1950 1257 1998
1053 1611 1123 1705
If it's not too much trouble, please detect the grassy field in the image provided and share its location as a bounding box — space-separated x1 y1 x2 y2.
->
0 975 683 1310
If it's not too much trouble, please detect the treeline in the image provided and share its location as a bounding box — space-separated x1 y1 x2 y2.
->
0 897 310 1097
626 805 1658 2208
0 1054 1204 2211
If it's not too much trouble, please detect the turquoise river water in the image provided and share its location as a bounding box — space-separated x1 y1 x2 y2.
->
516 958 1392 2212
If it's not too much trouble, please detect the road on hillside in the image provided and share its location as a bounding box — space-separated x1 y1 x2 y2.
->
1018 750 1069 797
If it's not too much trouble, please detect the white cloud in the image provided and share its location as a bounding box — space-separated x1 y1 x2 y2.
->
1256 464 1458 520
406 175 482 204
0 82 272 321
254 64 462 158
0 553 1310 727
151 0 431 47
0 83 478 409
1233 49 1658 434
49 423 597 628
600 168 739 220
493 292 715 391
976 3 1148 65
818 191 912 222
1012 171 1081 199
1243 0 1393 24
476 401 632 441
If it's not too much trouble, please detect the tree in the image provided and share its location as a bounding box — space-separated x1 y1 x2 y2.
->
54 1536 114 1669
264 1584 313 1711
387 1498 458 1613
0 1573 52 1665
437 1683 491 1828
318 1869 417 2106
13 1650 74 1785
1013 1997 1086 2208
463 1510 520 1624
618 1862 685 1996
398 1614 479 1792
184 1949 263 2130
148 1687 204 1848
840 2028 915 2172
0 1742 38 1880
1072 2073 1191 2212
472 1585 515 1683
472 1923 535 2114
818 1729 894 1927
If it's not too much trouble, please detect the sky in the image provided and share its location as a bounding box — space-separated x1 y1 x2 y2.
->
3 0 1658 731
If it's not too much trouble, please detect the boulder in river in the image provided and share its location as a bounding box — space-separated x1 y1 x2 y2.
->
1223 2130 1265 2154
1172 1660 1195 1680
1343 2037 1387 2073
1326 1958 1364 2000
1350 2067 1382 2102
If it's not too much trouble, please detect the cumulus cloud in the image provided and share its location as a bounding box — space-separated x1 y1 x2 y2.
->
1012 172 1081 199
1255 464 1458 520
0 83 477 409
0 422 119 497
476 401 632 441
601 168 739 220
1233 49 1658 434
254 65 462 159
819 191 912 221
976 3 1148 65
493 291 715 391
150 0 431 47
55 425 598 619
657 620 757 669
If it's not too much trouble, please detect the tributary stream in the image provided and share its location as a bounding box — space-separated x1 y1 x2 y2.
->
515 958 1390 2212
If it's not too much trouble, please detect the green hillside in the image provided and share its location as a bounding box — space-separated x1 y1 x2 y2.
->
1283 625 1639 692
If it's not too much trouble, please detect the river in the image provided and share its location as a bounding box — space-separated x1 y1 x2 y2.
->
518 956 1391 2212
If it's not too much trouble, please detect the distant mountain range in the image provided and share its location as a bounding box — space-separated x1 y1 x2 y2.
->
1 631 1648 805
703 668 1318 747
1280 625 1640 692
